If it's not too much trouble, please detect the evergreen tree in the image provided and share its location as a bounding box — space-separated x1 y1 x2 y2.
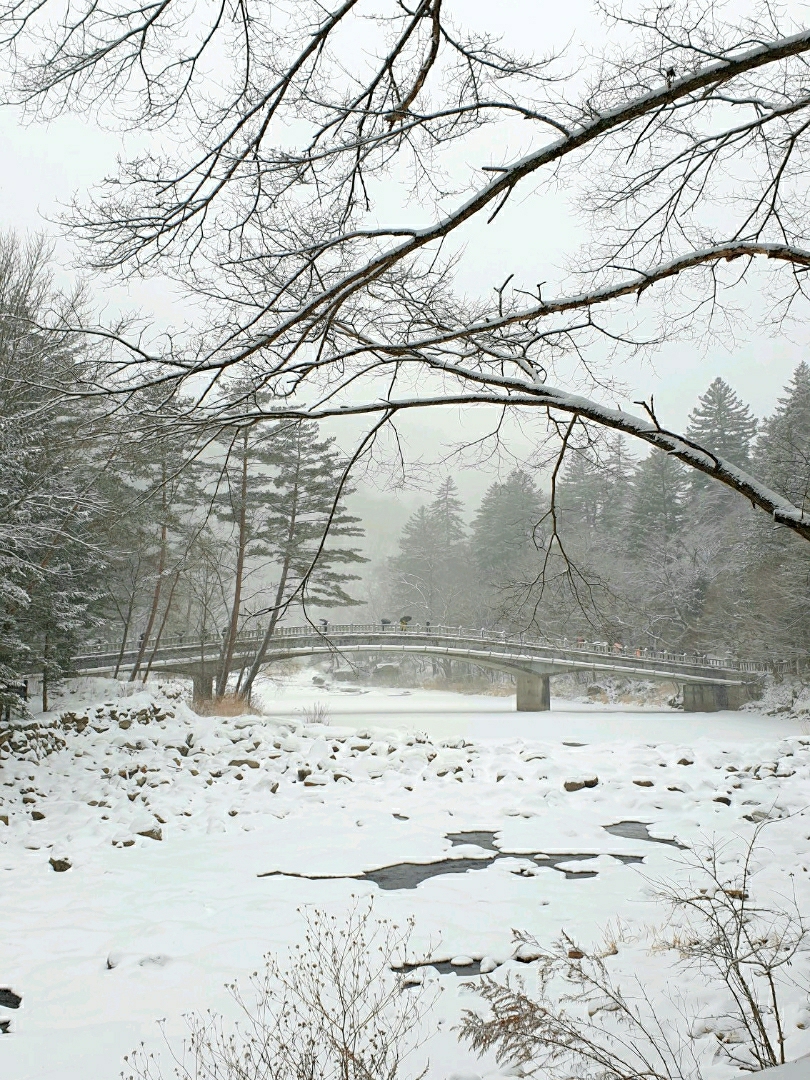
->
757 361 810 510
210 415 278 695
0 234 108 710
240 421 366 697
388 478 470 625
558 435 632 536
686 378 758 503
113 400 206 684
687 377 758 465
625 451 688 555
472 470 544 581
744 363 810 656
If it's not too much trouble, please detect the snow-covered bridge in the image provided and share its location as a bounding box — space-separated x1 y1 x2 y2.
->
74 624 782 712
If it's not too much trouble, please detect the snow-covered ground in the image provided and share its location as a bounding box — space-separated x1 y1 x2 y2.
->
2 671 810 1080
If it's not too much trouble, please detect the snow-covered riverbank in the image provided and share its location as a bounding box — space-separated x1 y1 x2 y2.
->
2 673 809 1080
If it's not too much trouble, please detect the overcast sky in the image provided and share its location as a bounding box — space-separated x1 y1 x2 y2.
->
0 0 806 512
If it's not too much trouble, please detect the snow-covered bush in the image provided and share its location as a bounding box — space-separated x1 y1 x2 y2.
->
123 900 434 1080
460 827 810 1078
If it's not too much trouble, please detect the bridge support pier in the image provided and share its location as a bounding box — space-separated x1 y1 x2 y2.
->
516 673 550 712
683 683 755 712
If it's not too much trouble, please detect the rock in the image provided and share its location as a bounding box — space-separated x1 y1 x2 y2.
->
60 711 89 733
297 767 312 781
677 757 694 766
228 758 260 769
49 856 71 872
118 718 132 730
513 943 543 963
713 795 731 805
137 827 163 841
567 948 585 960
0 988 22 1009
0 814 8 826
633 779 654 788
564 777 598 792
450 955 475 966
479 956 499 974
0 1019 9 1033
31 810 45 821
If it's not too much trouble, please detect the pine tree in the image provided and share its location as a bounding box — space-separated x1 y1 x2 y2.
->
558 435 632 536
114 401 206 684
0 234 109 711
743 363 810 657
388 478 470 625
472 470 544 581
686 378 758 508
210 414 279 695
240 421 366 697
625 451 688 556
757 362 810 510
687 377 758 465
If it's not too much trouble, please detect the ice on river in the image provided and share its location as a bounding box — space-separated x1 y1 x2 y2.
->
2 671 810 1080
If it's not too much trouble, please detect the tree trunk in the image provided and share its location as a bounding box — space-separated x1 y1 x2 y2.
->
41 633 49 712
129 474 168 681
216 432 250 697
113 572 139 679
142 567 181 683
240 467 300 699
239 558 291 700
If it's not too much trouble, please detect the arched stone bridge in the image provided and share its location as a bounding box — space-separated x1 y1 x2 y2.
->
73 624 784 712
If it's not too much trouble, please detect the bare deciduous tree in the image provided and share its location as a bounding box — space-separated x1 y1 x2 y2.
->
3 3 810 538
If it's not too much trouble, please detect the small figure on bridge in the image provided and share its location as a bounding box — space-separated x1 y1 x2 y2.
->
318 618 328 633
399 615 412 631
381 618 391 630
425 620 431 633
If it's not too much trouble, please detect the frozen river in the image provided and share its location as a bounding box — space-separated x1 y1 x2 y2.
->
253 676 807 743
2 674 809 1080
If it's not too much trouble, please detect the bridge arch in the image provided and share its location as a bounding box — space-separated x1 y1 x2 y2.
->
73 624 769 712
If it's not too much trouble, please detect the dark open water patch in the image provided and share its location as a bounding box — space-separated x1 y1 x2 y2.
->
446 830 499 851
258 830 644 889
603 820 686 848
398 958 486 977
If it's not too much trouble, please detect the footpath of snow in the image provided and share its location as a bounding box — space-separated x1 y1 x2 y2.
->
2 671 810 1080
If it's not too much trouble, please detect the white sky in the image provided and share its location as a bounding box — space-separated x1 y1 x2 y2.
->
0 0 806 510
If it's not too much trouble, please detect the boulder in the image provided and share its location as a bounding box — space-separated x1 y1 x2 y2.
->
564 777 599 792
137 827 163 841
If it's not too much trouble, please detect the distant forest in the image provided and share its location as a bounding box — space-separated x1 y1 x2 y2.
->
378 369 810 662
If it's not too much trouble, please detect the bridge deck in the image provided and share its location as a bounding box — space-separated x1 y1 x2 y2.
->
73 623 779 687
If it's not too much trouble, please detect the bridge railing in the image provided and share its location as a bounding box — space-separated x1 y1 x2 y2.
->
73 621 790 677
